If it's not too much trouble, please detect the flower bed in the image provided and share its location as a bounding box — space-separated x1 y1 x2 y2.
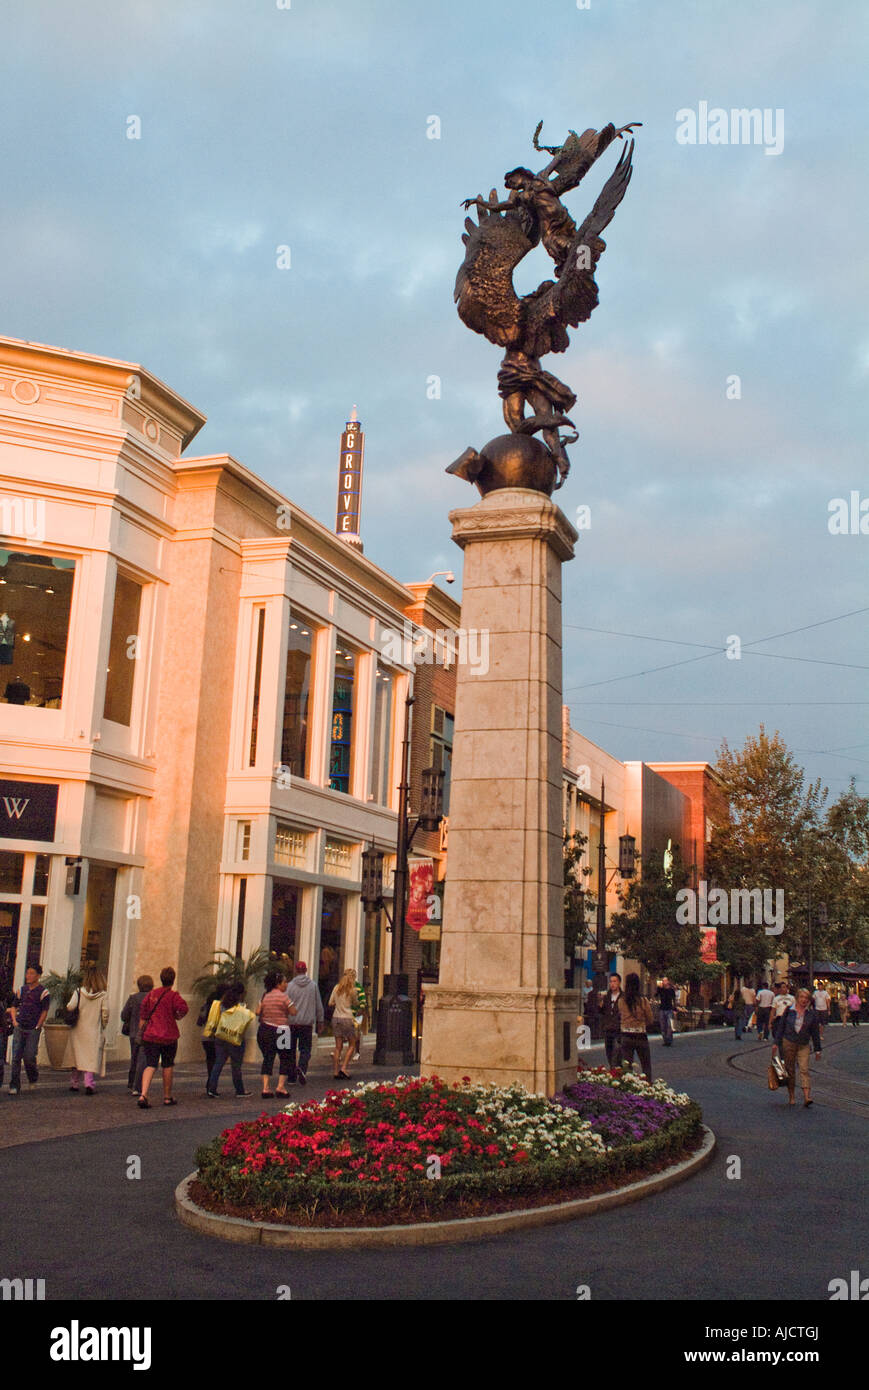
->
192 1072 703 1227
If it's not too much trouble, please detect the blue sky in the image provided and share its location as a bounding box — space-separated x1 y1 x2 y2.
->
2 0 868 800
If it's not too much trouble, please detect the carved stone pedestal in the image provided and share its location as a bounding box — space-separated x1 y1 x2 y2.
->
420 488 580 1094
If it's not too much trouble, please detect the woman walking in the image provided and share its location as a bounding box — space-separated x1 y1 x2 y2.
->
847 990 862 1026
618 972 654 1082
66 964 109 1094
772 987 822 1107
255 970 296 1098
329 969 359 1080
120 974 153 1094
204 981 255 1098
138 966 189 1109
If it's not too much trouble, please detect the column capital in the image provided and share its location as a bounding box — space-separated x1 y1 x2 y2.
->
448 488 578 562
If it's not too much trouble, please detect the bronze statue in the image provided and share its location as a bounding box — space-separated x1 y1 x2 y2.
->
448 120 639 497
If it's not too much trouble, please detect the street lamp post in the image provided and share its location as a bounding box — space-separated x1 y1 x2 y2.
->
363 692 444 1065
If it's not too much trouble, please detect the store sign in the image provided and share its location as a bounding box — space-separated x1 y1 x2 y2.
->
0 779 58 842
407 859 435 932
335 417 364 539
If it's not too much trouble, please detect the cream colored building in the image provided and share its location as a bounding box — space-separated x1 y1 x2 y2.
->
0 336 422 1060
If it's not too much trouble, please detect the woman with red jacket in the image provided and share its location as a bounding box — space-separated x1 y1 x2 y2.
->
137 966 189 1109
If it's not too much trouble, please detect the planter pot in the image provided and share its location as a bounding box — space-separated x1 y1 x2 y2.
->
43 1022 73 1070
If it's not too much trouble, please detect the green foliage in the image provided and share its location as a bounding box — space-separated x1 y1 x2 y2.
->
563 831 595 961
41 967 83 1022
610 843 714 984
191 947 272 1002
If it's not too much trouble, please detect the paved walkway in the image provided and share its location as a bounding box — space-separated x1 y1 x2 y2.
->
1 1027 866 1301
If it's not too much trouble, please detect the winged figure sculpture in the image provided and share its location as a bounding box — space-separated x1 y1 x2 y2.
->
449 119 639 496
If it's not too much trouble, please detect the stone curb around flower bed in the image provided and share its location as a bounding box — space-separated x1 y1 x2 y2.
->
174 1124 716 1249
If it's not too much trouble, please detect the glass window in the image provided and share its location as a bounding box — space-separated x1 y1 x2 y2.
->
0 551 75 707
26 905 44 970
248 608 266 766
103 573 142 725
0 903 20 985
371 665 394 805
0 851 24 894
319 891 345 1006
237 822 251 861
80 864 117 971
269 882 298 966
281 622 313 777
329 645 358 795
430 707 454 815
32 854 50 897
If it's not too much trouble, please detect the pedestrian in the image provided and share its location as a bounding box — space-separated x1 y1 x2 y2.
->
617 972 653 1082
771 981 795 1026
120 974 153 1094
283 961 324 1086
255 970 296 1098
204 981 255 1098
65 964 109 1094
730 983 744 1039
0 975 13 1089
847 989 862 1026
8 964 50 1095
599 973 623 1069
195 984 222 1089
137 966 189 1109
656 975 677 1047
772 987 822 1107
754 980 775 1041
329 968 360 1080
812 983 831 1039
740 979 757 1036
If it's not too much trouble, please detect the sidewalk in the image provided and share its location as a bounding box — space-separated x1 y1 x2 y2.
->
0 1033 388 1150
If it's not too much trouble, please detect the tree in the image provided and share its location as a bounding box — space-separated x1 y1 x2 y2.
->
610 842 715 985
563 831 595 963
822 780 869 960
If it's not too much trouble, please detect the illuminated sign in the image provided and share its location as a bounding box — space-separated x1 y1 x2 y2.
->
335 411 364 545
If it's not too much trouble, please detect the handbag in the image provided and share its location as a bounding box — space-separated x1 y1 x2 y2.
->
66 990 80 1029
214 1005 255 1047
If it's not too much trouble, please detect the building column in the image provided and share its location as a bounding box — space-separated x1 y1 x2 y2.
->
420 488 580 1094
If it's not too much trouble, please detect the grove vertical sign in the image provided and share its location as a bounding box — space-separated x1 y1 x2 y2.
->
335 408 364 548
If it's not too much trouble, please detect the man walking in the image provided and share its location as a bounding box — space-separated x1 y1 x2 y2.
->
600 973 623 1069
283 961 324 1086
740 979 757 1037
656 976 677 1046
755 980 775 1041
771 980 795 1033
812 983 830 1038
9 964 50 1094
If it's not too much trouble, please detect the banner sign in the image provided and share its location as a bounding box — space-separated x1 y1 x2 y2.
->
407 859 435 932
700 928 718 964
335 414 364 542
0 779 58 842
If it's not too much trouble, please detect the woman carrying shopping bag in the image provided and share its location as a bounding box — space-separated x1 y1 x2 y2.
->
66 963 109 1094
204 981 256 1098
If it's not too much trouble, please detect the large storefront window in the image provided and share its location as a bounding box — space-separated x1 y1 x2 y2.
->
0 903 20 987
103 573 142 725
319 890 345 1006
371 665 394 805
0 552 75 707
281 623 313 778
269 882 298 967
81 864 117 972
329 646 357 795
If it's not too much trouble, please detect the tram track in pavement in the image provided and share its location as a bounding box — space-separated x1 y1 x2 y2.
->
725 1025 869 1117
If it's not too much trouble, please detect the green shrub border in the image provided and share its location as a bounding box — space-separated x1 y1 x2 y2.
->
194 1100 703 1224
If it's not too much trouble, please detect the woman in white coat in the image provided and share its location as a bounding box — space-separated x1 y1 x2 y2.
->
65 963 109 1094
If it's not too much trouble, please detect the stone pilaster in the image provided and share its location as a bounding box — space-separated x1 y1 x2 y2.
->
420 488 580 1094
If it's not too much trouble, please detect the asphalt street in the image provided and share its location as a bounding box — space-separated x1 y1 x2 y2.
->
1 1027 866 1301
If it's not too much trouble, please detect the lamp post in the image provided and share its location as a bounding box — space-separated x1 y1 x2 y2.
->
364 692 444 1065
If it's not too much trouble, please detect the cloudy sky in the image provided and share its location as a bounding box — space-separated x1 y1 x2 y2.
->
2 0 867 800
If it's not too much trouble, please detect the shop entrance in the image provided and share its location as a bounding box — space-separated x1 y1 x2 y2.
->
269 882 298 969
0 902 20 989
319 891 345 1008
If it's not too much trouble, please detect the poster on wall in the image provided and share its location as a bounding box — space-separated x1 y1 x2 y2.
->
406 859 434 932
0 779 58 841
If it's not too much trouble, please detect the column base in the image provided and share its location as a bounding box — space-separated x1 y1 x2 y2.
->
419 984 580 1095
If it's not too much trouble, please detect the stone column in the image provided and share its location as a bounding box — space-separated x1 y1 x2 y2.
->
420 488 579 1094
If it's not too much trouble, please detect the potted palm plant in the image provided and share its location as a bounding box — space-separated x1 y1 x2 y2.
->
41 966 83 1069
192 948 272 1061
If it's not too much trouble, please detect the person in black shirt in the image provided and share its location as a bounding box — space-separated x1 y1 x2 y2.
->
600 973 624 1069
656 976 677 1046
